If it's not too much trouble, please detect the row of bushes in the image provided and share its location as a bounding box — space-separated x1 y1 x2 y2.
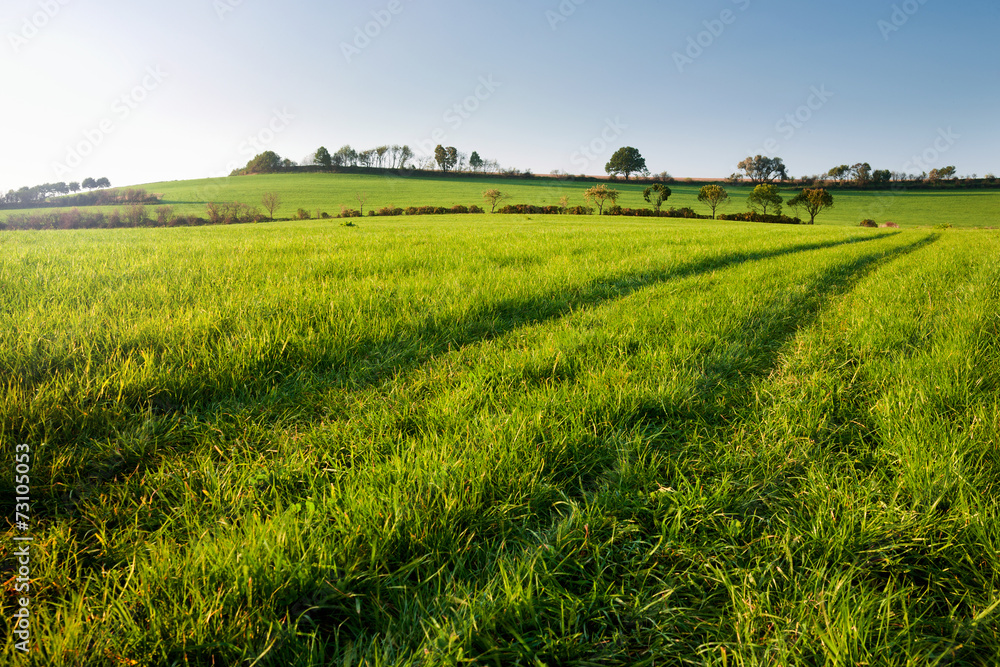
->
495 204 595 215
604 206 709 219
1 206 223 230
717 211 804 225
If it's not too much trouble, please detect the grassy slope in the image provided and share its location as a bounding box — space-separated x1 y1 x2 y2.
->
8 173 1000 227
1 217 999 664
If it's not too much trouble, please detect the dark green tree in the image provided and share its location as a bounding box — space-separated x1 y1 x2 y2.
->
469 151 484 172
605 147 648 180
314 146 333 170
643 183 672 213
789 188 834 224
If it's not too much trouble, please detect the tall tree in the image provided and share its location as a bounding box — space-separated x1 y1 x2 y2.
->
375 146 390 169
747 184 783 215
81 177 97 190
435 145 458 172
788 188 834 224
697 184 730 219
469 151 484 172
605 147 648 180
314 146 333 170
737 155 788 185
333 145 357 167
852 162 872 188
827 164 851 185
95 177 112 188
643 183 672 213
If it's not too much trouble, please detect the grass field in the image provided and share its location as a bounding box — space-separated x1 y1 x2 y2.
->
6 172 1000 228
2 217 999 665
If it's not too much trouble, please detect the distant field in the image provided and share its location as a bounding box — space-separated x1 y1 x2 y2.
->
2 217 999 664
5 173 999 227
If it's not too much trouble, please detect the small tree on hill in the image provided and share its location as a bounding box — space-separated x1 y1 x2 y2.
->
584 184 619 215
95 177 111 189
261 192 282 221
789 188 834 224
697 184 730 219
747 184 783 216
605 147 648 181
314 146 333 170
643 183 672 214
483 189 509 213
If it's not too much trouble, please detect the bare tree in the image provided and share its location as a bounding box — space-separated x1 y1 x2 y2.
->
355 191 370 216
262 192 282 221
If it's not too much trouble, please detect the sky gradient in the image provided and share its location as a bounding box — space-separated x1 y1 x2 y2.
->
2 0 998 190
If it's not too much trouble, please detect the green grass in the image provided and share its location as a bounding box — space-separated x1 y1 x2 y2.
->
7 172 1000 227
2 217 999 665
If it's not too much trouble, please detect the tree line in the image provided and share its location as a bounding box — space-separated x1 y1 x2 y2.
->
1 177 111 208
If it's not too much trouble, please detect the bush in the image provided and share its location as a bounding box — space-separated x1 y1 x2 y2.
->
297 208 310 220
881 222 900 228
859 219 878 228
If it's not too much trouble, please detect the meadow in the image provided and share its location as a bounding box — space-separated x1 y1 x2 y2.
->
5 172 1000 228
1 215 999 665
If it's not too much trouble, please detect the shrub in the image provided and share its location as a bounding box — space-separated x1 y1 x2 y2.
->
859 219 878 228
881 222 900 228
297 208 310 220
156 206 174 225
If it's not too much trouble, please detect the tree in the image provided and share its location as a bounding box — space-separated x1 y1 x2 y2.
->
852 162 872 188
483 189 509 213
243 152 282 174
872 169 892 186
95 177 111 189
355 191 369 216
68 182 80 193
469 151 484 172
698 184 730 219
82 177 97 190
583 184 619 215
643 183 672 213
826 164 851 185
737 155 788 185
788 188 834 224
398 145 414 169
928 166 957 181
314 146 333 170
333 145 357 167
435 145 458 172
261 192 282 221
375 145 390 169
605 147 648 181
747 184 783 216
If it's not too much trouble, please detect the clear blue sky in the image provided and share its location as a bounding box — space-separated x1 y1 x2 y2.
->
2 0 997 189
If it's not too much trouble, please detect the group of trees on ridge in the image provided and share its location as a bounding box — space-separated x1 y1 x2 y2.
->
1 177 112 208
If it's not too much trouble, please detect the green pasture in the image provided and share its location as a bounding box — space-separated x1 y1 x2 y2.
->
1 216 999 664
7 173 1000 227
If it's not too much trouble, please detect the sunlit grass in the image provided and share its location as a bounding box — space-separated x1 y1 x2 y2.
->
1 217 998 665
